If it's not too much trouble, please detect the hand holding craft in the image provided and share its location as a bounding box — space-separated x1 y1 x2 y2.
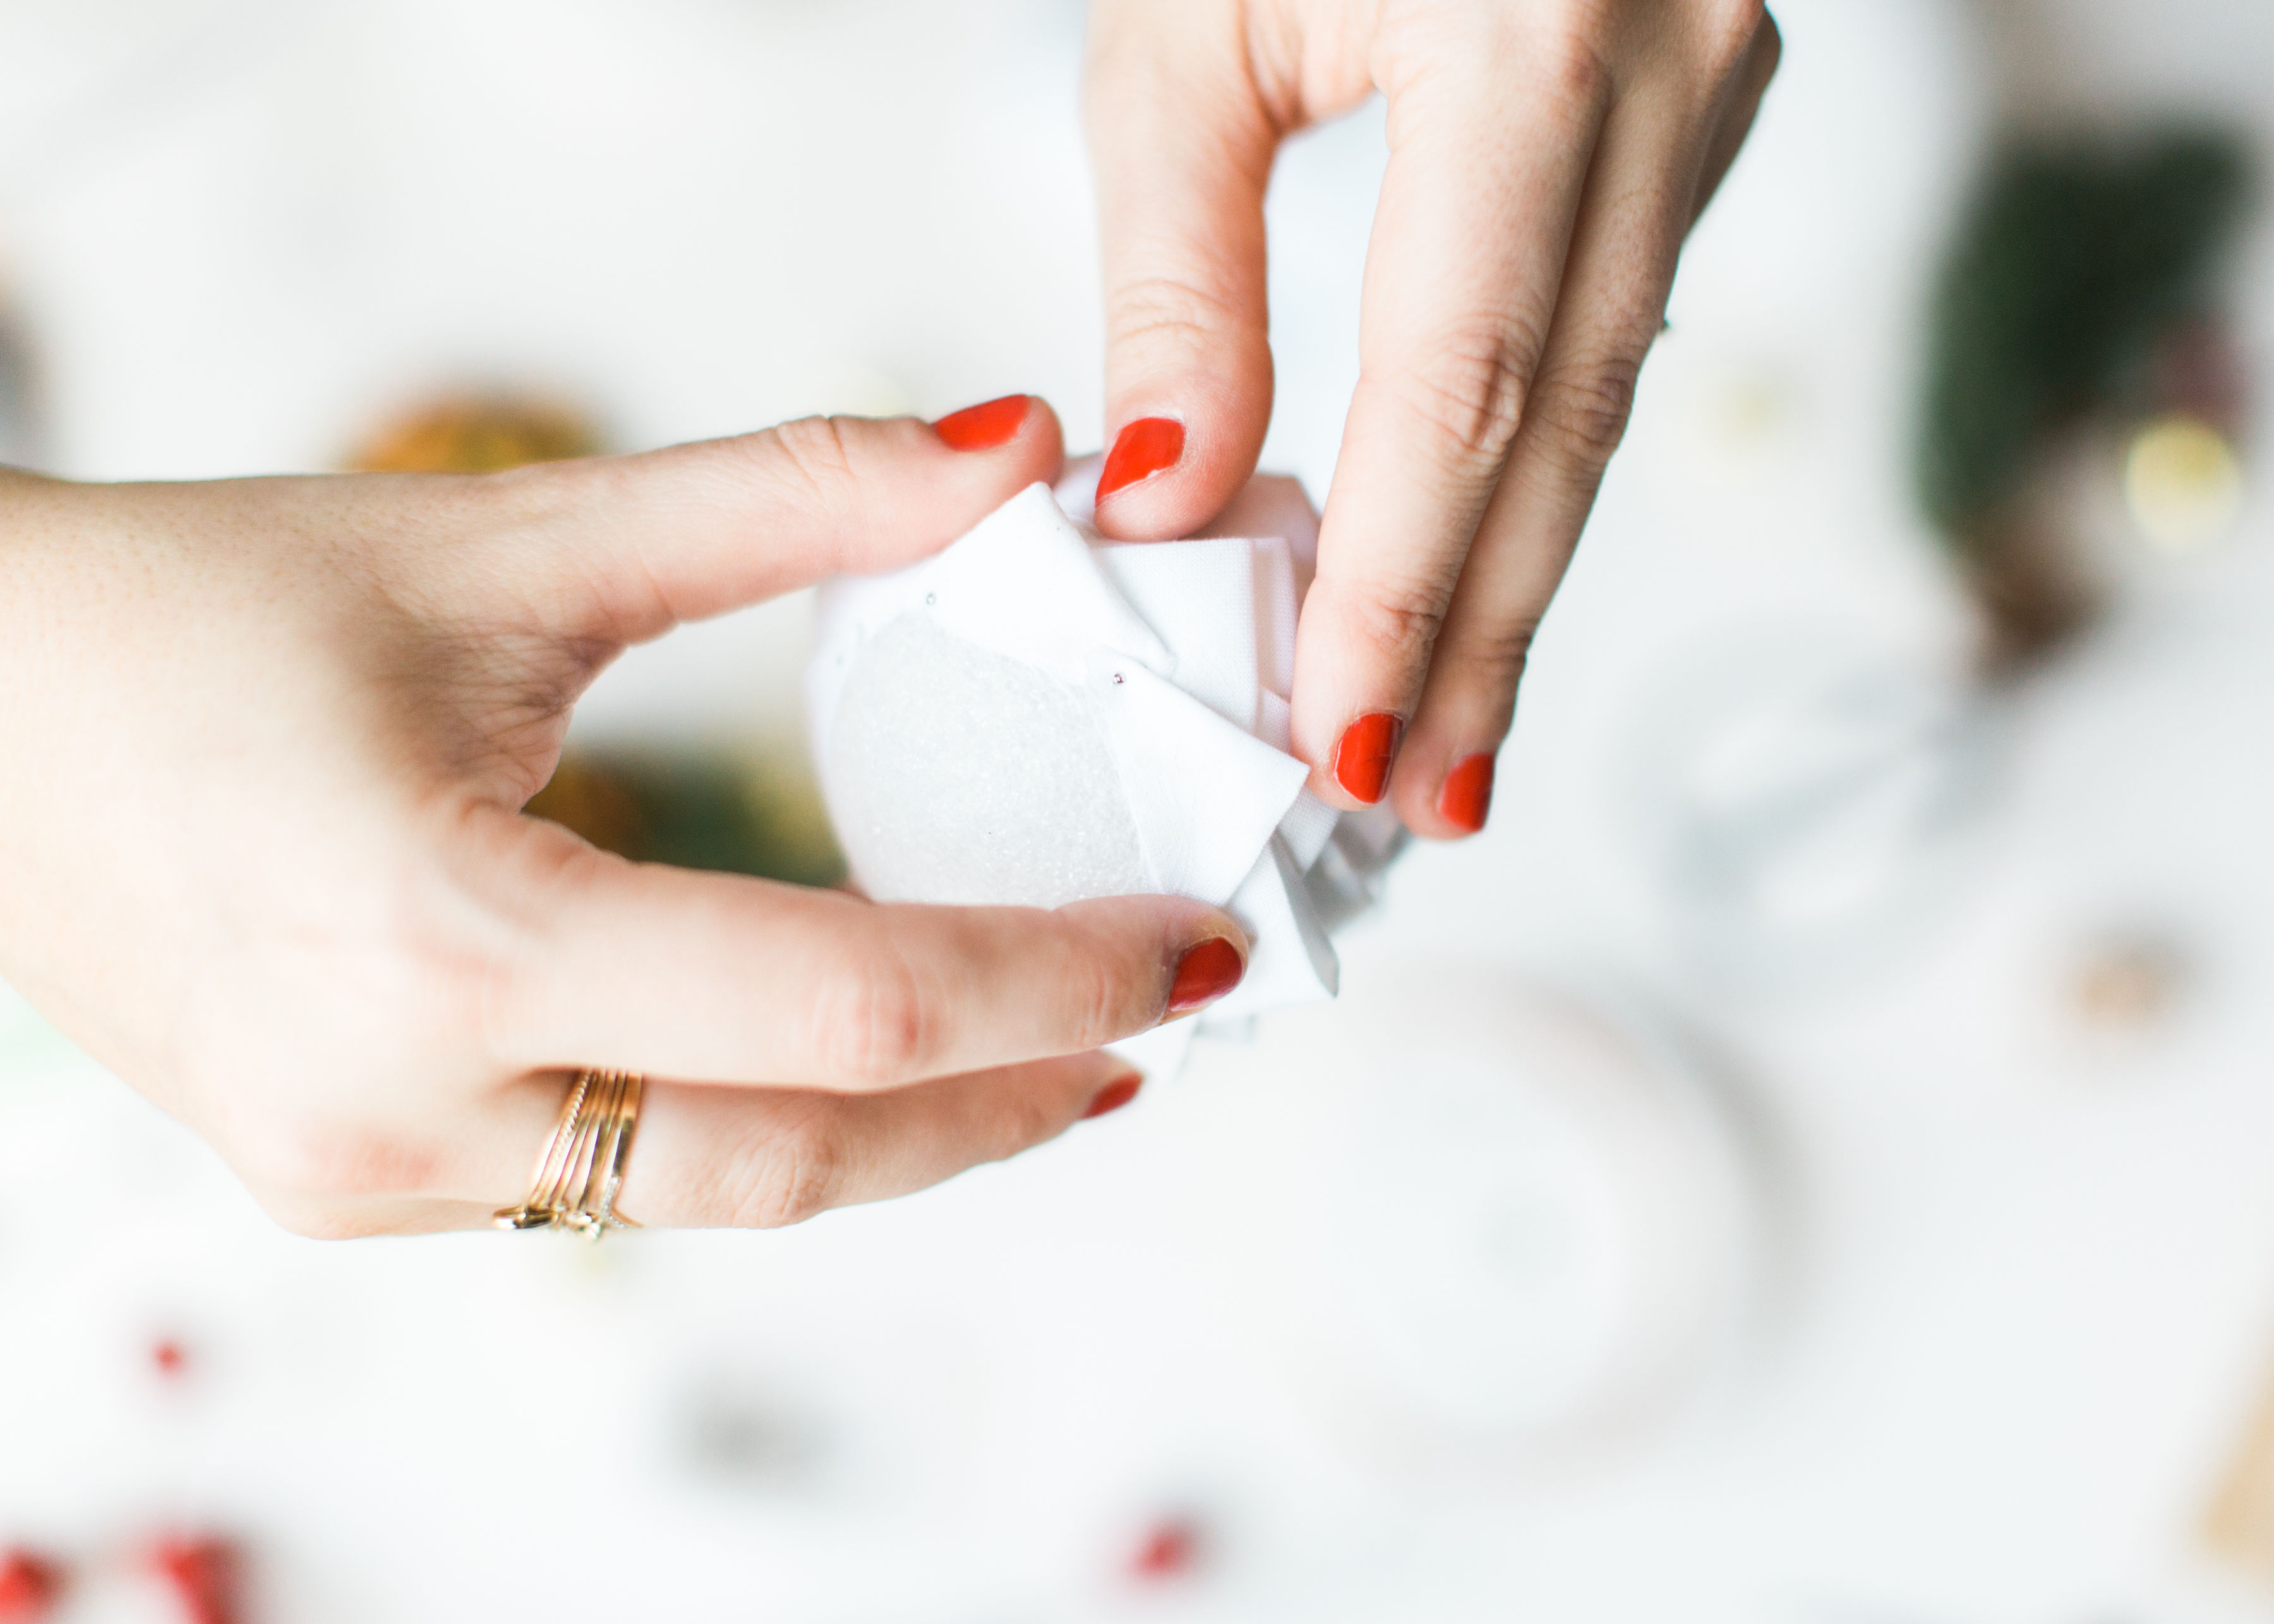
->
1086 0 1781 835
0 397 1246 1238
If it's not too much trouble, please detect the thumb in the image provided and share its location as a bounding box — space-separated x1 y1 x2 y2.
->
1085 0 1279 541
479 396 1065 644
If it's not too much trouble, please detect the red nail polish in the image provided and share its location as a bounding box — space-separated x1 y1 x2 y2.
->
1081 1073 1143 1120
931 394 1029 451
1438 752 1495 833
1332 713 1402 804
1166 937 1244 1017
0 1550 64 1621
1095 416 1184 503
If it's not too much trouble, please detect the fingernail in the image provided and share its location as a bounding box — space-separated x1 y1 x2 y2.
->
1081 1073 1144 1120
1438 752 1495 834
1332 713 1402 804
1095 416 1184 503
931 394 1029 451
1165 937 1245 1018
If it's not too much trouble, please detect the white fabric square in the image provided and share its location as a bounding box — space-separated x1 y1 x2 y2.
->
804 455 1406 1073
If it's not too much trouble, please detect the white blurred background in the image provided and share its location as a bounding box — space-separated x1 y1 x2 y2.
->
4 0 2274 1618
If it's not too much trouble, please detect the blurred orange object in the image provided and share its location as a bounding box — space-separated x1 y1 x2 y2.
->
0 1551 63 1621
148 1536 241 1624
346 394 602 474
1126 1517 1203 1583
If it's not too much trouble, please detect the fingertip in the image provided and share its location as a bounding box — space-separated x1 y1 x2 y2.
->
1095 414 1184 505
1390 746 1496 841
924 392 1065 486
1438 750 1496 835
931 394 1030 452
1079 1070 1145 1121
1090 392 1267 542
1165 934 1246 1019
1056 891 1245 952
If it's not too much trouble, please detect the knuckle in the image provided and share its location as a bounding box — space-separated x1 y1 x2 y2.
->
1529 15 1614 104
1446 615 1541 710
1389 324 1543 469
486 826 620 1056
1105 273 1250 366
977 1088 1061 1166
764 414 864 517
1055 921 1137 1048
1344 572 1455 673
1531 352 1643 476
1705 0 1772 59
728 1108 845 1229
813 944 934 1087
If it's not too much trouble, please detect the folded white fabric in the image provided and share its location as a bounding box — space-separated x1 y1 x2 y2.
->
805 455 1404 1074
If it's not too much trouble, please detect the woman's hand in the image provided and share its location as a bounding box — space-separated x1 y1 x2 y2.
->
0 398 1246 1238
1086 0 1779 835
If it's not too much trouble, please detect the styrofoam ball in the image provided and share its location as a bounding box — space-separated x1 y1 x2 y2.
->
826 611 1147 908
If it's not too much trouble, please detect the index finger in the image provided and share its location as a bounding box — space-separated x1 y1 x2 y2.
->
1290 23 1611 807
1085 0 1280 541
425 400 1067 647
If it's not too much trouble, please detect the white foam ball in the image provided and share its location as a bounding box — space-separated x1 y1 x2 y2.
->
825 611 1146 908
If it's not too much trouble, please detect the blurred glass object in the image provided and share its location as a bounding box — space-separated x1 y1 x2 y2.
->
2122 414 2244 554
1624 629 1991 990
1264 970 1756 1470
670 1366 838 1493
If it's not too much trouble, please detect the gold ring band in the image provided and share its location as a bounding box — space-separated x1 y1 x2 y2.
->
494 1068 646 1240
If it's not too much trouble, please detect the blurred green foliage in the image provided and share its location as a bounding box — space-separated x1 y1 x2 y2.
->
1917 128 2251 549
527 747 846 888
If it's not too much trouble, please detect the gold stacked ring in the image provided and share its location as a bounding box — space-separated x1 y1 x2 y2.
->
493 1068 646 1240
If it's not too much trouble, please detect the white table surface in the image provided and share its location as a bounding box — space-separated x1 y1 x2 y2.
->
6 1 2274 1618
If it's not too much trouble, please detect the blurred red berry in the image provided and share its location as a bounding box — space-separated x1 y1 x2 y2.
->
148 1536 241 1624
1127 1517 1203 1582
0 1550 63 1622
151 1338 189 1379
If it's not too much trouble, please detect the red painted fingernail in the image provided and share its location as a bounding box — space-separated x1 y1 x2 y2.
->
1081 1073 1143 1120
1166 937 1245 1017
0 1550 64 1621
931 394 1029 451
1095 416 1184 503
1332 713 1402 804
1438 752 1495 833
